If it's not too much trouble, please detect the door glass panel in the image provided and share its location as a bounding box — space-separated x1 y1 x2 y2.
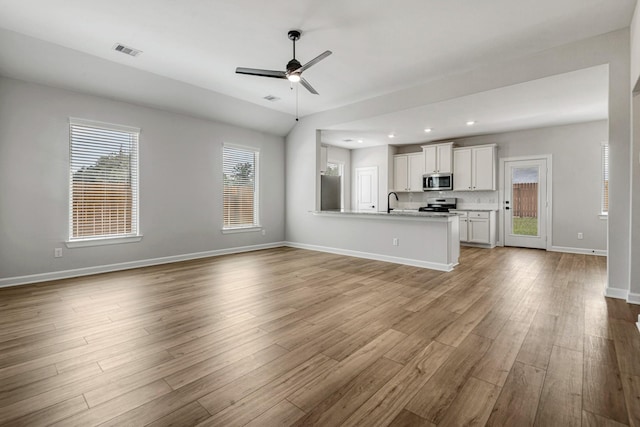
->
511 166 539 236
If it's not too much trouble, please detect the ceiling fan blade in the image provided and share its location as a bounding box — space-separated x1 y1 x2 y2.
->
297 50 332 73
300 77 319 95
235 67 287 79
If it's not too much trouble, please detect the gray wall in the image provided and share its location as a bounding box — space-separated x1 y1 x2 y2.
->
286 29 630 295
455 120 608 251
0 77 285 282
377 120 608 251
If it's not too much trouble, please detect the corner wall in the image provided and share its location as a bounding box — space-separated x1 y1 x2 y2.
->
0 77 286 285
629 4 640 303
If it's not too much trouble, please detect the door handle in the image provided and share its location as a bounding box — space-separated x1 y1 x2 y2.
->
371 205 375 208
505 207 510 210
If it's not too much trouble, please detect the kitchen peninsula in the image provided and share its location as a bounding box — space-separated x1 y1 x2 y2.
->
311 210 460 271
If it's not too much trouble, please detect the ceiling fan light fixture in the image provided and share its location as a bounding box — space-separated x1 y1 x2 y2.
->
287 73 301 83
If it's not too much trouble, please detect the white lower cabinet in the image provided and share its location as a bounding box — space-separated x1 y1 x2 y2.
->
451 210 496 247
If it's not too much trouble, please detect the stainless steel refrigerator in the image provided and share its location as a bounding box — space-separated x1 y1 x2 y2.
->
321 175 341 210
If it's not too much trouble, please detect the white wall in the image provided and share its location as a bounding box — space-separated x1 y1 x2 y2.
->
0 77 285 284
350 146 389 212
286 30 630 294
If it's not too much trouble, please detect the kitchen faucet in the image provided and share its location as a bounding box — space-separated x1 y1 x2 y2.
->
387 192 398 213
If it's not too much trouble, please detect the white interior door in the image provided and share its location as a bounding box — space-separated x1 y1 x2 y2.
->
355 166 378 212
504 158 548 249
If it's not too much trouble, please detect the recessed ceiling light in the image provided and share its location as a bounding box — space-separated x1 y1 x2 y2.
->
388 133 395 138
466 121 476 126
357 139 363 143
424 128 432 133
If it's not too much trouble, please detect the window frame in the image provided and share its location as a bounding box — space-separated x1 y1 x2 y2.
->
222 143 261 233
600 142 609 218
66 118 142 248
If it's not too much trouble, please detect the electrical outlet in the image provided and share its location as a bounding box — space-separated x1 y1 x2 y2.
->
392 237 399 246
54 248 63 258
577 232 583 240
261 229 266 236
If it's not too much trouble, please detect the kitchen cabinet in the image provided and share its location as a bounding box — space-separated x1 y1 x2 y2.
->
450 210 496 247
422 142 453 174
453 144 497 191
393 152 424 191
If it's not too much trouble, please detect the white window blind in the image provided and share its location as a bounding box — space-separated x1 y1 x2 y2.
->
69 119 139 240
601 142 609 214
223 145 259 229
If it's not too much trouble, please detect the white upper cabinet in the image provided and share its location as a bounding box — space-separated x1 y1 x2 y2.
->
453 148 472 191
422 142 453 174
472 145 496 190
393 155 409 191
408 153 424 190
393 152 424 191
453 144 496 191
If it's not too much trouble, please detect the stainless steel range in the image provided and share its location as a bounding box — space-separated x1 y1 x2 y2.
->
418 197 457 212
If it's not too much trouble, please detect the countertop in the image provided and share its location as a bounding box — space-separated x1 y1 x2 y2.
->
313 209 457 220
450 208 498 212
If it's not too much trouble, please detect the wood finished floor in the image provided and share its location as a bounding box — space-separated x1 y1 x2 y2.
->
0 246 639 426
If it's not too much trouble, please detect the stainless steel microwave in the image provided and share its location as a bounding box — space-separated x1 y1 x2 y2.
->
423 173 453 191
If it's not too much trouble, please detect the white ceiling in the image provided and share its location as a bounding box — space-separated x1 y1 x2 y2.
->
0 0 634 136
322 65 610 148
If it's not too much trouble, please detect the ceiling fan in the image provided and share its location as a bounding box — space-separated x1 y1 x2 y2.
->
235 30 332 95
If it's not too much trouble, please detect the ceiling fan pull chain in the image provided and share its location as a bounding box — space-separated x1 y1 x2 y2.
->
296 84 299 122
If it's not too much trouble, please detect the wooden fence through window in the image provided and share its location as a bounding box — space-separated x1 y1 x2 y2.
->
223 185 255 226
512 183 538 218
72 181 132 237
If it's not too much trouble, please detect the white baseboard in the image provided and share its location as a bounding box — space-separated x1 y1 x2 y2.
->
604 286 629 300
0 242 287 288
627 292 640 305
549 246 607 256
285 241 455 272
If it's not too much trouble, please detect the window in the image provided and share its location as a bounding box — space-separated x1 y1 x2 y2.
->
325 162 341 176
601 142 609 215
223 144 259 230
69 119 140 243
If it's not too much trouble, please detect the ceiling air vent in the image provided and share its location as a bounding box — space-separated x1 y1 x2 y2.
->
113 43 142 57
263 95 280 102
343 138 354 142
